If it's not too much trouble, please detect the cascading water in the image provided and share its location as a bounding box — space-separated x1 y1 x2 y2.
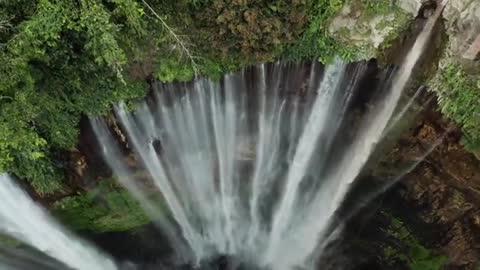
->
0 2 445 270
0 174 117 270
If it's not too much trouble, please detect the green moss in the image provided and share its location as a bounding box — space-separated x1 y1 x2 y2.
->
359 0 395 19
376 11 411 51
0 234 21 248
330 0 411 60
430 59 480 152
154 54 195 82
53 180 151 232
383 213 448 270
283 0 349 62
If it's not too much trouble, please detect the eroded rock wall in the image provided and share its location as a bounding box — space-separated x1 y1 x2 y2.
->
377 108 480 269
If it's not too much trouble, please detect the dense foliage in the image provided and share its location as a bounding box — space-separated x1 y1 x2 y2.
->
431 60 480 152
0 0 412 200
0 0 361 193
0 0 148 193
53 179 150 232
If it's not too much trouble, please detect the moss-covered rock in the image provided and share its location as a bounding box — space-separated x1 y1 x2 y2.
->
0 234 21 248
52 179 150 232
329 0 412 60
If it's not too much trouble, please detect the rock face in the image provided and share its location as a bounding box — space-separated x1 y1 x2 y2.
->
380 108 480 269
383 0 480 62
397 0 427 15
328 2 411 59
444 0 480 57
463 35 480 60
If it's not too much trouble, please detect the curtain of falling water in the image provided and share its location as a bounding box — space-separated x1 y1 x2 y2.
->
91 58 377 268
265 3 446 269
0 174 117 270
92 3 443 266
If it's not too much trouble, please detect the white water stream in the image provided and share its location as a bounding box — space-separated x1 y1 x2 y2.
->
0 174 117 270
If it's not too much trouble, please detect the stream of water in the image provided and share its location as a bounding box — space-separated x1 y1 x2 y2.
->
0 174 117 270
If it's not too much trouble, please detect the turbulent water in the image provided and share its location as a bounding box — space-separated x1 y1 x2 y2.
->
0 3 444 270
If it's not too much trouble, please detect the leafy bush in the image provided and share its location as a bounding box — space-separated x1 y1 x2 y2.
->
192 0 310 62
0 0 413 195
283 0 346 62
430 60 480 152
0 0 146 193
53 179 150 232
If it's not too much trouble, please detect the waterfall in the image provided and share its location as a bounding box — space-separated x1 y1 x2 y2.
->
0 2 445 269
92 59 365 268
91 3 444 267
265 3 447 268
0 174 117 270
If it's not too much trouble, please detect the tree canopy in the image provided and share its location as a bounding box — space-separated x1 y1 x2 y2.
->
0 0 408 194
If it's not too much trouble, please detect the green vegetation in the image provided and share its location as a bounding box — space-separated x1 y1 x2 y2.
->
383 213 448 270
53 179 151 232
359 0 396 18
0 0 308 193
283 0 347 62
0 234 21 248
0 0 414 195
0 0 148 194
430 59 480 151
331 0 411 60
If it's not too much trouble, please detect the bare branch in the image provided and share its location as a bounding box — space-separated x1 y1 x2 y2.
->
0 16 13 32
140 0 198 75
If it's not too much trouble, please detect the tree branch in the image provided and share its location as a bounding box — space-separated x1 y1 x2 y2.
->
140 0 198 75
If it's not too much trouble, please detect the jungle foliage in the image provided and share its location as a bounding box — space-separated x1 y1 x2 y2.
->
430 60 480 152
53 179 150 232
0 0 409 195
0 0 348 194
0 0 148 193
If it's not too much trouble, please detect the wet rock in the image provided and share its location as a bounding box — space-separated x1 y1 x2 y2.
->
463 34 480 60
385 110 480 268
68 150 88 184
398 0 427 15
443 0 480 59
328 2 411 59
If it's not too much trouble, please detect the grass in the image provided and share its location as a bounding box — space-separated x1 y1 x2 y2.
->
0 234 21 248
283 0 351 62
53 179 151 232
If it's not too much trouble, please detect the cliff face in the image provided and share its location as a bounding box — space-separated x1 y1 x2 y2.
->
321 1 480 268
443 0 480 59
390 1 480 268
373 108 480 269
